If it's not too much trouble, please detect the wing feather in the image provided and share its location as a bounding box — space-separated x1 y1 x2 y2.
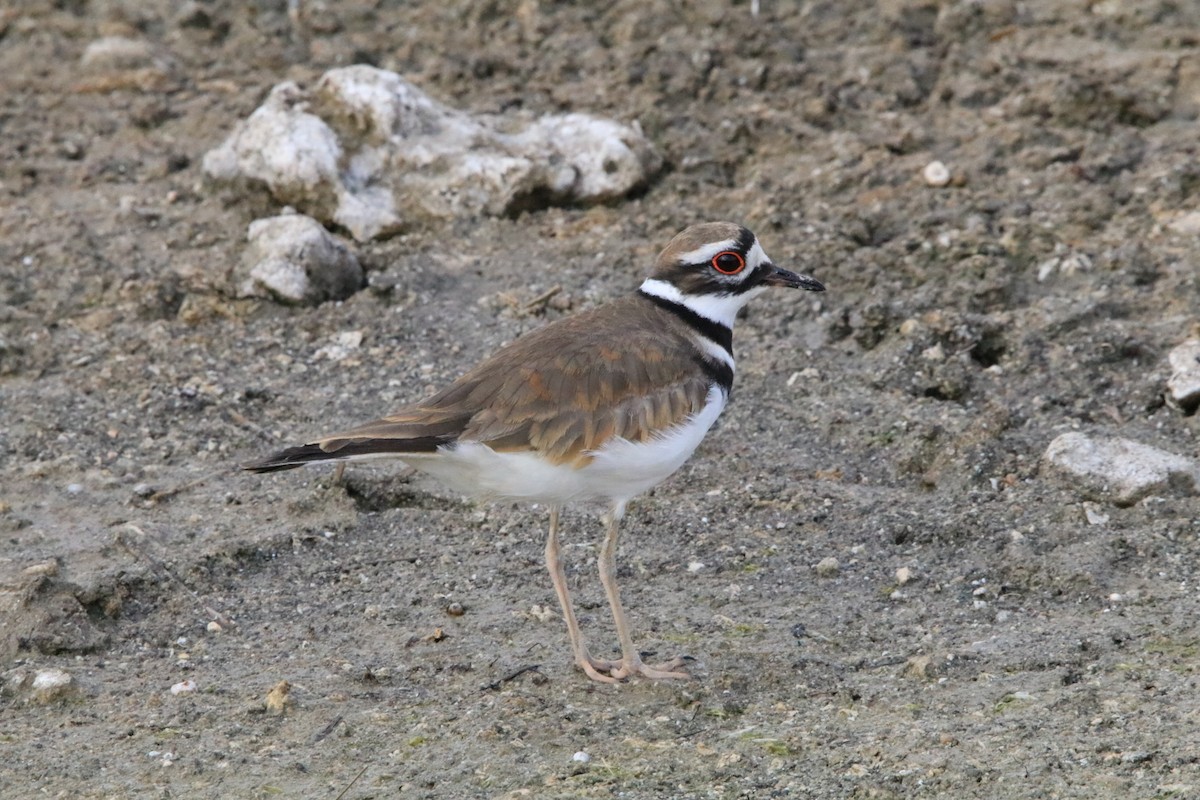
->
246 295 720 472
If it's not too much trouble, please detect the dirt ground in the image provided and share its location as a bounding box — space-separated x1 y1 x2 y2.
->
3 0 1200 797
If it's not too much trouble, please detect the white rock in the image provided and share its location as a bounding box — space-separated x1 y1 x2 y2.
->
1036 251 1090 281
1036 257 1059 282
815 556 840 577
21 560 59 578
1167 209 1200 235
920 343 945 361
204 82 342 198
1043 432 1200 506
204 66 661 240
170 680 197 695
80 36 156 70
238 214 362 305
31 669 76 704
1083 503 1110 525
1166 339 1200 412
923 160 950 187
314 330 365 361
1059 252 1092 275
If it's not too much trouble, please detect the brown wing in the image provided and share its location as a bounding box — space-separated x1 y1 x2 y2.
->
457 323 715 466
254 295 715 471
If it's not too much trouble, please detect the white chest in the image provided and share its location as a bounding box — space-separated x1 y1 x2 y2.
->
405 386 728 506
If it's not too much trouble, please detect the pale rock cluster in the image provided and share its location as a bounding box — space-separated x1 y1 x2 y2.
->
204 65 661 242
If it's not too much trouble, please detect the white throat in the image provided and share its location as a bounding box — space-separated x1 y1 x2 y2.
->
638 278 764 329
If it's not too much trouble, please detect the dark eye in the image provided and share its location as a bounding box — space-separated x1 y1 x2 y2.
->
711 251 745 275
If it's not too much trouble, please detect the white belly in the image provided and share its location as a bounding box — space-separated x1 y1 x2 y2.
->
403 386 727 506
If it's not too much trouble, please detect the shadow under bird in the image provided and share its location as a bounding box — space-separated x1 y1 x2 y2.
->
244 221 825 682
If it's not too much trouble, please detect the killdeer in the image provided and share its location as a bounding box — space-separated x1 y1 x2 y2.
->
245 222 824 682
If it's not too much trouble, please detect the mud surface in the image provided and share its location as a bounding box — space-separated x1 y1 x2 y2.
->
2 1 1200 797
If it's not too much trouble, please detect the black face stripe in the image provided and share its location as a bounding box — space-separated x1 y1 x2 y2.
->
734 226 756 255
684 263 772 296
730 261 776 294
637 290 734 357
695 355 734 394
681 229 763 296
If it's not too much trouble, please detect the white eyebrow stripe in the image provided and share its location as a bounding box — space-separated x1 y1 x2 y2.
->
675 238 740 266
745 240 768 269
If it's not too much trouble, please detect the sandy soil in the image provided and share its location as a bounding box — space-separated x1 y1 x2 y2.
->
2 0 1200 797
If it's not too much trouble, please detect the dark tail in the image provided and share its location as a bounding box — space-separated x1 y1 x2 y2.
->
243 443 335 473
243 435 454 473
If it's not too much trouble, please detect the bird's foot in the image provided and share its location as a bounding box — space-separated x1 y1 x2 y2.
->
576 653 622 684
580 654 692 682
609 654 692 681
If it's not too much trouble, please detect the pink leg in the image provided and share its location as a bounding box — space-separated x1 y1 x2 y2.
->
544 506 620 683
597 503 690 681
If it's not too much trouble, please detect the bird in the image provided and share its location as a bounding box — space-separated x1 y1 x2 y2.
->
244 222 825 683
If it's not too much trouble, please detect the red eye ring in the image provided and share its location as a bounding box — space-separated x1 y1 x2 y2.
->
711 251 746 275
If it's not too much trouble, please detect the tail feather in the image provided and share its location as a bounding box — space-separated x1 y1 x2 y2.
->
243 434 454 473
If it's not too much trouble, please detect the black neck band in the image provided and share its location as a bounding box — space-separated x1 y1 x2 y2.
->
637 290 734 357
694 356 734 393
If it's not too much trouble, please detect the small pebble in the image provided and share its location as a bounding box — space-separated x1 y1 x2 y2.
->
687 561 705 573
572 751 591 763
895 566 913 585
815 557 840 577
446 602 465 617
265 680 291 714
80 36 156 70
21 560 59 578
66 483 84 496
314 330 364 362
1167 210 1200 235
1059 252 1092 275
1166 339 1200 413
529 604 557 622
923 160 950 187
170 680 197 695
133 482 154 498
206 621 223 633
903 655 932 679
1036 257 1059 282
